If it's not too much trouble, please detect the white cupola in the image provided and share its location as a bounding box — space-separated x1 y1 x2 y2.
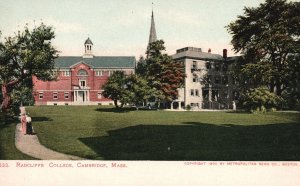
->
83 37 94 58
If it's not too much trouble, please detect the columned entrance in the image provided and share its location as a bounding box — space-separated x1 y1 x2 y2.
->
74 89 90 103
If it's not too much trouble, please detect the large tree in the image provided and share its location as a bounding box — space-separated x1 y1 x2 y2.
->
126 74 154 107
0 23 58 113
140 40 185 108
103 71 153 109
102 71 132 108
227 0 300 96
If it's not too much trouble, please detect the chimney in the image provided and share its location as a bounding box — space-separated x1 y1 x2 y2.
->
223 49 227 59
208 48 211 53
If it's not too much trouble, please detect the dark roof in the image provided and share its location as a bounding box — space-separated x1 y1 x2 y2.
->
55 56 136 68
172 47 238 61
84 37 93 45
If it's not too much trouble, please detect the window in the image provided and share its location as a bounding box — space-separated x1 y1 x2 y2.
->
202 90 209 99
205 62 211 69
192 74 198 82
80 80 86 87
61 70 70 76
53 92 58 100
97 92 102 99
95 70 103 76
108 70 115 76
191 89 194 96
64 92 69 99
192 61 197 69
78 69 88 76
63 70 71 76
39 92 43 100
195 89 199 96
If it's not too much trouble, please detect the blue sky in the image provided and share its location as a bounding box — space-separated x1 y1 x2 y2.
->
0 0 279 57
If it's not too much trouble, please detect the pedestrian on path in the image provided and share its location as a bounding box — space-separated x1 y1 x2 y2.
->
20 107 27 135
26 114 33 135
21 112 27 135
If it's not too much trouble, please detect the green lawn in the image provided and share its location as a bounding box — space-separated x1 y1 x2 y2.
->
0 113 35 160
24 106 300 160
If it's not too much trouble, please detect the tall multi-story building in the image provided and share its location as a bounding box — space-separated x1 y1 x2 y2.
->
146 10 238 110
33 38 136 105
171 47 237 110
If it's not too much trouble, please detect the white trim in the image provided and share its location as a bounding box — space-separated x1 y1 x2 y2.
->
64 92 69 99
35 90 73 92
69 61 93 68
53 92 58 100
95 70 103 76
38 92 43 100
45 101 114 106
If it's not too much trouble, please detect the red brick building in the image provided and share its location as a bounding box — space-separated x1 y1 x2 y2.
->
33 38 136 105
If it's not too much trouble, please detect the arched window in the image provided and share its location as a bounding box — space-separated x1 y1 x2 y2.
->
78 69 88 76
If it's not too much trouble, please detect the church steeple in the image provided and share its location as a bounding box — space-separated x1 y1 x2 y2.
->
148 10 157 45
146 6 158 58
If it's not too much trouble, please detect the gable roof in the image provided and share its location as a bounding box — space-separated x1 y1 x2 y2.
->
55 56 136 68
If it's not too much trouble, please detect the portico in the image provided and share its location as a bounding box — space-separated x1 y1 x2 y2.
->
74 87 90 103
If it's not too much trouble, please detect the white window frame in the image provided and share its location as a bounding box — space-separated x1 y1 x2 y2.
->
65 71 70 76
79 80 86 87
64 92 69 99
53 92 58 100
108 70 116 76
95 70 103 76
39 92 43 100
61 70 70 76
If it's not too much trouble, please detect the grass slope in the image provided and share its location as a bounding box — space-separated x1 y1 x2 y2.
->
26 106 300 160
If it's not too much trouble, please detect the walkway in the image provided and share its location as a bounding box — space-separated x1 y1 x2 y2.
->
15 124 84 160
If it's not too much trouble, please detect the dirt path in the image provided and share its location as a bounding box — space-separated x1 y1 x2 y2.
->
15 124 84 160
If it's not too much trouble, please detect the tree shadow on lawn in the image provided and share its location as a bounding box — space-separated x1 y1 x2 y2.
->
79 122 300 160
95 107 136 113
31 117 52 122
95 107 158 113
225 110 251 114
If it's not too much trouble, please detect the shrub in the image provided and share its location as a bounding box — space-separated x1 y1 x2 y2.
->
186 104 191 111
243 87 283 112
